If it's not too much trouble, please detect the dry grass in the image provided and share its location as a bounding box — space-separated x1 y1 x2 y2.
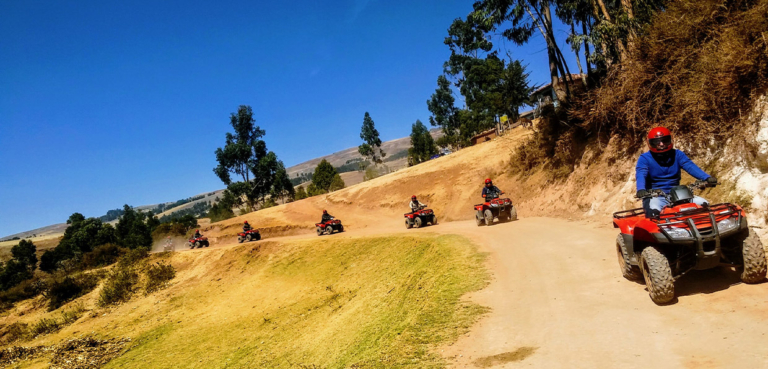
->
105 234 488 368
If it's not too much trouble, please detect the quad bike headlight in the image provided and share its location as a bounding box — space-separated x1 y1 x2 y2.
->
716 217 739 233
664 227 692 239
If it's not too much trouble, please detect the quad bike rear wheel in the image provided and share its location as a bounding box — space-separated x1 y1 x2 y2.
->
741 230 767 284
187 242 193 249
640 246 675 304
246 234 252 242
484 209 493 226
256 233 261 240
194 241 201 249
414 217 423 228
326 225 333 234
475 212 483 227
509 207 518 221
616 234 641 281
431 215 437 225
339 225 344 233
238 236 243 243
317 227 323 236
405 219 412 229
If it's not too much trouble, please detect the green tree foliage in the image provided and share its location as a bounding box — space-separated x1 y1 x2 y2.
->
213 105 288 209
306 183 326 197
0 240 38 291
208 190 237 222
358 112 386 164
271 165 295 202
408 120 439 165
427 75 461 147
312 159 338 192
40 213 117 272
295 185 308 200
151 215 199 238
11 240 37 272
115 205 154 250
328 174 346 192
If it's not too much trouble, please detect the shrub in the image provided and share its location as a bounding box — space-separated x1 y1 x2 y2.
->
29 318 61 337
45 273 101 311
60 302 86 324
117 247 149 269
98 267 139 307
2 322 29 343
0 278 42 312
145 262 176 294
79 243 124 269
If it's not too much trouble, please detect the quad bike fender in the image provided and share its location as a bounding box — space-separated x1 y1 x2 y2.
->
474 204 485 211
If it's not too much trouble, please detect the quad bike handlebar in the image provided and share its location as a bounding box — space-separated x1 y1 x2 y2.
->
636 180 717 200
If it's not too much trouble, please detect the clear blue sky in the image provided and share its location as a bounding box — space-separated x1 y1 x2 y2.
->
0 0 585 237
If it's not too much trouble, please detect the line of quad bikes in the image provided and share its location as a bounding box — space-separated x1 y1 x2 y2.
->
183 181 766 305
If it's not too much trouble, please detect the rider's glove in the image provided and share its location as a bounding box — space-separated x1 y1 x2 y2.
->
706 177 718 186
635 190 649 199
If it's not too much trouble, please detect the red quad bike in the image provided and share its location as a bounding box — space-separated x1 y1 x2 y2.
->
475 191 517 226
187 236 210 249
316 218 344 236
613 180 767 304
404 206 437 229
238 229 261 243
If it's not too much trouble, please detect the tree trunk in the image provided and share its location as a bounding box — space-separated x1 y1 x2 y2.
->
621 0 635 51
525 4 562 105
541 4 570 100
571 21 588 87
582 21 593 81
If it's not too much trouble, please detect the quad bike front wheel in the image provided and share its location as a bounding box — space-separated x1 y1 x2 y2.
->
484 209 493 226
616 234 641 281
246 234 252 242
475 212 483 227
414 217 423 228
431 215 437 226
508 207 518 221
194 241 201 249
326 226 333 234
317 227 323 236
405 219 412 229
640 246 675 304
741 230 767 284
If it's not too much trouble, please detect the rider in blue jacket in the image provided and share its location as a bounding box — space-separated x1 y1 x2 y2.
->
636 127 717 216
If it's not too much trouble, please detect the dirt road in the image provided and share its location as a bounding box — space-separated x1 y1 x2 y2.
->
436 218 768 369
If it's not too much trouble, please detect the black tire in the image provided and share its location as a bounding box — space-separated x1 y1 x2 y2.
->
238 236 243 244
640 246 675 304
204 241 209 247
405 219 413 229
616 234 641 281
188 242 194 249
484 209 493 226
475 211 483 227
414 217 423 228
317 227 323 236
339 225 344 233
509 207 518 221
431 215 437 226
255 233 261 240
741 230 767 284
246 234 252 242
326 226 333 234
194 241 201 249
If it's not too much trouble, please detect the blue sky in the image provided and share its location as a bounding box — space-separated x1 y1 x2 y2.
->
0 0 586 237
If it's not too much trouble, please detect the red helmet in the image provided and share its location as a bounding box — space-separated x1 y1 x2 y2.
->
244 221 248 224
485 178 492 185
411 195 417 200
647 127 673 153
323 210 327 214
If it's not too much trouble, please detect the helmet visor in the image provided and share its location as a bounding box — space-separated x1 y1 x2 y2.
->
649 136 672 151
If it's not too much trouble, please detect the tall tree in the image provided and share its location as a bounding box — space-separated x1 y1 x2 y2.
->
312 159 338 192
358 112 386 165
271 164 295 202
427 75 461 147
213 105 284 209
408 120 439 165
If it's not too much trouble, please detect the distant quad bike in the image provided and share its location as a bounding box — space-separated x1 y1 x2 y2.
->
316 218 344 236
187 236 209 249
475 191 517 226
238 229 261 243
613 180 767 304
405 206 437 229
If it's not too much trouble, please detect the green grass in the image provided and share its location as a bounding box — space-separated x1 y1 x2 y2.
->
106 234 489 368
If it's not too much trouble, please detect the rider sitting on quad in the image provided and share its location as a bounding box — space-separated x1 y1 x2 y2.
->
409 195 427 213
194 229 202 238
321 210 333 223
482 178 503 200
243 221 251 232
636 127 717 217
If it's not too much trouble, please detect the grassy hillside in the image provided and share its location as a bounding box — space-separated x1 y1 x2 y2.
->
1 234 488 368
